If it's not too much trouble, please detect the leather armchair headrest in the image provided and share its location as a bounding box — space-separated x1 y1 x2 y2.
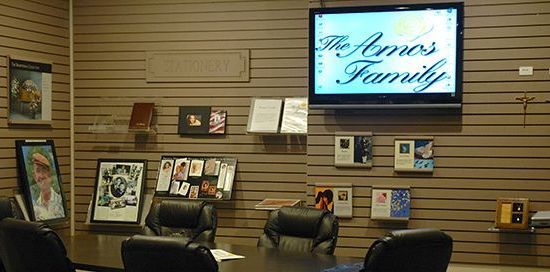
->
159 200 206 228
278 207 326 238
0 197 14 221
383 228 452 249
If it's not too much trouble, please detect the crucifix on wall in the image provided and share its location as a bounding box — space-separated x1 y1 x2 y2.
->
515 91 536 128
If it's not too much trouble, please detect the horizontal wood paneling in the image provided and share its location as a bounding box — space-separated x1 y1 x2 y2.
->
73 0 308 244
307 0 550 268
0 0 70 229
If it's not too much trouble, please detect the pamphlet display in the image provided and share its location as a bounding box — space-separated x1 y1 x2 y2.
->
495 198 529 230
8 56 53 125
314 183 353 218
371 186 411 221
155 156 237 200
280 97 308 134
334 132 373 168
394 136 434 172
247 98 283 133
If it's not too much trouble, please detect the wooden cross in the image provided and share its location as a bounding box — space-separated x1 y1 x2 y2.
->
515 91 536 127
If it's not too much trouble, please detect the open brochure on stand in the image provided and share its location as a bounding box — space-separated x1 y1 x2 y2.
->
210 249 245 262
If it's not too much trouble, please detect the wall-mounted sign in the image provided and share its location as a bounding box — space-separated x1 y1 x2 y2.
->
146 50 249 82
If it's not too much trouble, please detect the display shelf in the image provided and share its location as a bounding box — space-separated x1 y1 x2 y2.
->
254 199 302 210
488 226 535 233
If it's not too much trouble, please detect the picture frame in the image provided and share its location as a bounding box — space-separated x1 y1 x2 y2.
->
394 136 434 172
314 183 353 218
371 185 411 221
495 198 529 230
154 155 237 200
91 159 147 224
8 56 53 125
334 132 373 168
178 106 211 135
15 140 67 223
209 110 227 134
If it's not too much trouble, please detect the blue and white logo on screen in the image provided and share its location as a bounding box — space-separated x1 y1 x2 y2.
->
314 8 457 94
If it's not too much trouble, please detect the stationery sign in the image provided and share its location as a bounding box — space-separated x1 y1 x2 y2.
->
146 50 249 82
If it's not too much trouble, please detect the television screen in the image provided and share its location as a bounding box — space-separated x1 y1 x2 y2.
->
309 3 464 108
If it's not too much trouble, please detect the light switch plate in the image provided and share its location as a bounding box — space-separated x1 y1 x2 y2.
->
519 66 533 76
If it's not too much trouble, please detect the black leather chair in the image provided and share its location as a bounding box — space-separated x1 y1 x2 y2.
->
143 200 217 242
122 235 218 272
0 197 24 272
257 206 339 255
0 197 23 222
0 218 74 272
361 228 453 272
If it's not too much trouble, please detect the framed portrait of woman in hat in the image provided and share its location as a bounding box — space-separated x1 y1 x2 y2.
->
15 140 67 223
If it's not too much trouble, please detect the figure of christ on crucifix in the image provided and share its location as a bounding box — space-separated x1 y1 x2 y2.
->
515 91 536 128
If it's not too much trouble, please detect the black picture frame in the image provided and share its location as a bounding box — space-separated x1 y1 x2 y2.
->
15 140 68 223
178 106 211 135
90 159 147 224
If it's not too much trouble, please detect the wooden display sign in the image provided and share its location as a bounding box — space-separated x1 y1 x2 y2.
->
495 198 529 230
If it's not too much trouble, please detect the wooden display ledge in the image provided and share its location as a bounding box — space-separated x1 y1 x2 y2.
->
488 226 535 233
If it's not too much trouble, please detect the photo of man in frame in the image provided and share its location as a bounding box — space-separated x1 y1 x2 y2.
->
21 144 66 221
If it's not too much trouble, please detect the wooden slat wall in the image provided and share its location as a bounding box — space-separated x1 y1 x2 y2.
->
0 0 71 229
307 0 550 267
72 0 308 240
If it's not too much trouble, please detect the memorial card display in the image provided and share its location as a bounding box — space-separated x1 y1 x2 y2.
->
128 102 155 131
178 106 211 134
314 183 353 218
334 132 373 167
15 140 67 222
154 156 237 200
8 57 52 125
91 160 147 224
280 97 308 134
247 98 283 133
209 110 227 134
394 137 434 172
495 198 529 230
371 186 411 220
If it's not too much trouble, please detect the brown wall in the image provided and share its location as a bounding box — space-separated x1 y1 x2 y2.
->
307 0 550 267
72 0 308 239
0 0 71 228
72 0 550 267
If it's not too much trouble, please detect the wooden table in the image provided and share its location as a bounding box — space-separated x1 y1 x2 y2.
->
61 234 362 272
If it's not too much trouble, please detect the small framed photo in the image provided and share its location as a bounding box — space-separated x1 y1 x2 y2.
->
334 132 373 168
91 159 147 224
495 198 529 230
314 183 353 218
209 110 227 134
15 140 67 222
8 56 53 125
189 160 205 177
371 185 411 221
178 106 211 134
394 136 434 172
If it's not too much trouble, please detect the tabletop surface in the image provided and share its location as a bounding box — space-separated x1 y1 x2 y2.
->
60 233 363 272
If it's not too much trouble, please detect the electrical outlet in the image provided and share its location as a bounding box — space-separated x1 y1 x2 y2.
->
519 66 533 76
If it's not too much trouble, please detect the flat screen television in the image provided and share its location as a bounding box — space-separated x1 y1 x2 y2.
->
309 2 464 109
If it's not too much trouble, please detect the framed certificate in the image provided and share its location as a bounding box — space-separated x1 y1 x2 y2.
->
334 132 373 168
